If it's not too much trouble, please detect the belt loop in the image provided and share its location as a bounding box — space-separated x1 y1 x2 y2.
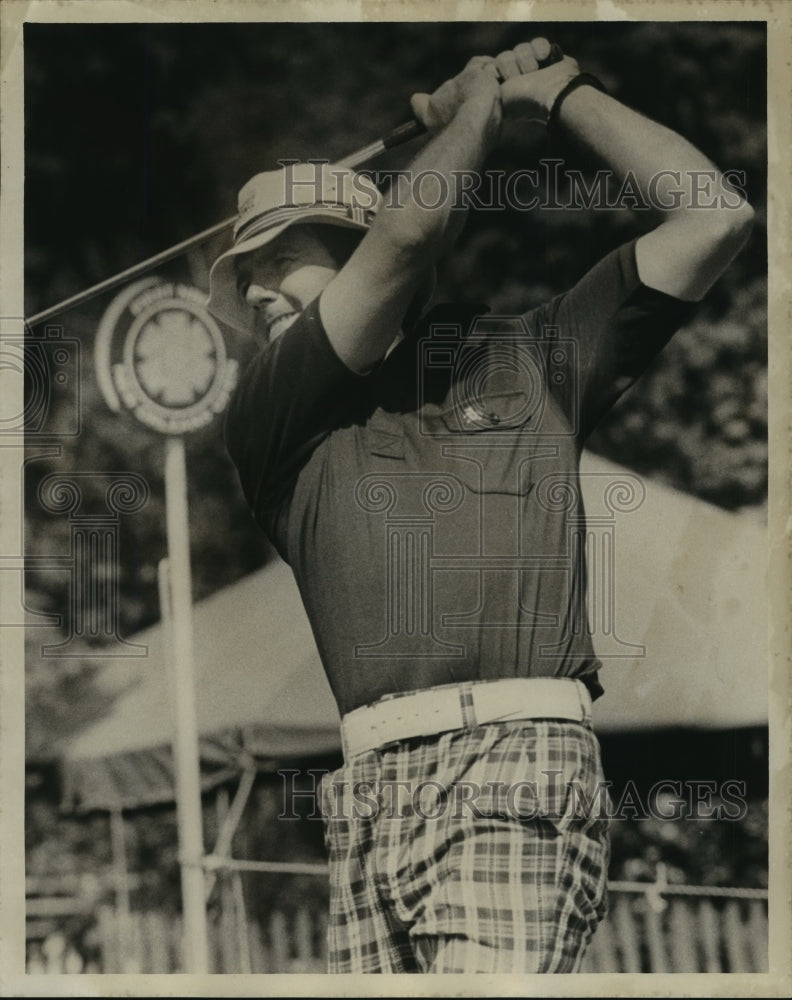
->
340 722 350 764
459 681 477 728
576 680 592 725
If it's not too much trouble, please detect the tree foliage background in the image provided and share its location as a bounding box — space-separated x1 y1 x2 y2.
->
22 19 767 916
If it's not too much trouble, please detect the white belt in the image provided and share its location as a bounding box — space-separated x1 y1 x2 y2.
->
340 678 592 759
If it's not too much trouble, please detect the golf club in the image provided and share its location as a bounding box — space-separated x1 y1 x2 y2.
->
26 44 562 327
24 118 427 328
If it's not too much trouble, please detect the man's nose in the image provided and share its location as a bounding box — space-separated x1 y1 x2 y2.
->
245 284 279 309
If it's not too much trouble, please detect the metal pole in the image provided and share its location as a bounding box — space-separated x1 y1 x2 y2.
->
163 434 209 973
109 807 133 971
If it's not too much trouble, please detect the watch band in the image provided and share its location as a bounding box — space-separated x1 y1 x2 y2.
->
547 73 607 133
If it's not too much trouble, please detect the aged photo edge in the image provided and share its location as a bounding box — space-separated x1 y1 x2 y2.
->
1 0 789 995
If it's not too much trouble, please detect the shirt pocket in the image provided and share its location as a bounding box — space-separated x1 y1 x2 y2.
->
439 388 539 433
426 388 548 497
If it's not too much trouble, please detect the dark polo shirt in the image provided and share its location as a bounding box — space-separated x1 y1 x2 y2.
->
226 239 695 715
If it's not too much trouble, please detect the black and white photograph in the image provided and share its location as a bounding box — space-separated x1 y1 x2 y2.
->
1 1 789 994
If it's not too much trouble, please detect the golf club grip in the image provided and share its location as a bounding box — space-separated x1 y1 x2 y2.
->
381 118 427 149
383 42 565 151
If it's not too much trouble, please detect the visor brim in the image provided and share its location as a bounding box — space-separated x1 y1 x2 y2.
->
207 212 371 334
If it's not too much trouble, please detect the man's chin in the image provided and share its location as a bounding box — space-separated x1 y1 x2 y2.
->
267 312 300 342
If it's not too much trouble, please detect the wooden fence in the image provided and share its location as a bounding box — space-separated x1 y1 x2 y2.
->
27 885 768 974
579 892 768 974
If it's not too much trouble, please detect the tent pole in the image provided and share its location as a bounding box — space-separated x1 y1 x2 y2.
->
109 807 132 970
163 435 209 973
205 765 257 903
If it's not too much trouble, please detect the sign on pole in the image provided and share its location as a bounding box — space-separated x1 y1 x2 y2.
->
95 279 239 973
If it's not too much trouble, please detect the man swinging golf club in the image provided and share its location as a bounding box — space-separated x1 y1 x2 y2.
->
208 39 753 974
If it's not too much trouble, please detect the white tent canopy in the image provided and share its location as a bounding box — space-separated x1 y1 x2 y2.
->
60 555 341 810
578 453 767 732
60 452 767 812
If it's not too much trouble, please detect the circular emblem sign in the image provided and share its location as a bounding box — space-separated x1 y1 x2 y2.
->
96 279 238 434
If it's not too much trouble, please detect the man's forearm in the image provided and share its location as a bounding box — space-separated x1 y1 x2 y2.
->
555 85 745 217
554 84 753 300
316 65 502 373
373 96 498 266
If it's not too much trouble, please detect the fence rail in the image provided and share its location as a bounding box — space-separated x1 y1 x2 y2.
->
579 893 767 974
27 881 768 974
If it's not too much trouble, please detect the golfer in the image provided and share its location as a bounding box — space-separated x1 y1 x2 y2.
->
208 40 753 973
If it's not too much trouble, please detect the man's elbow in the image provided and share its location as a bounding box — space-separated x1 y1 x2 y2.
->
704 197 755 257
682 198 755 291
638 197 755 301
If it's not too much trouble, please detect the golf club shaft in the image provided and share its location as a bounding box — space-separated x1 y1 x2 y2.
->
27 43 563 327
335 119 426 169
27 215 238 327
25 119 427 327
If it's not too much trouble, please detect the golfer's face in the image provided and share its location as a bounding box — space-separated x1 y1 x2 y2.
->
236 228 340 342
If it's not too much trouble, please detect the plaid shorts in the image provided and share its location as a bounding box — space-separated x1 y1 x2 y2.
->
321 719 611 973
